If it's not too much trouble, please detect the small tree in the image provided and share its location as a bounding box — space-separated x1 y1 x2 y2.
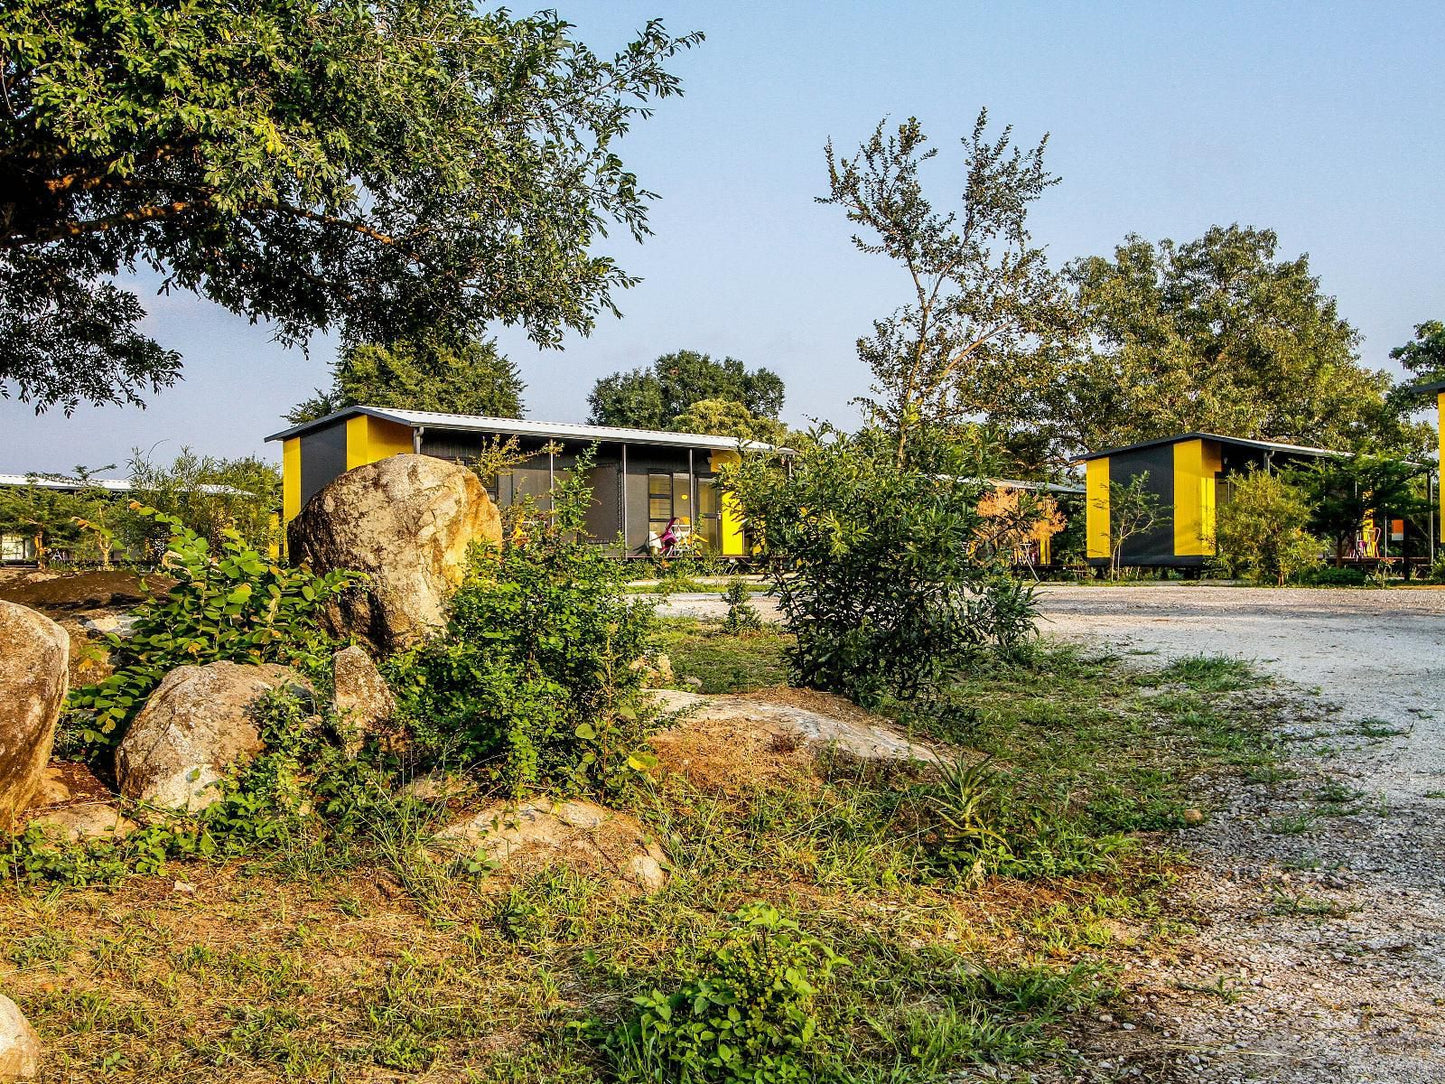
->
0 475 88 567
122 449 280 557
588 350 786 429
1097 474 1164 579
1289 454 1428 566
725 427 1034 706
1212 469 1322 586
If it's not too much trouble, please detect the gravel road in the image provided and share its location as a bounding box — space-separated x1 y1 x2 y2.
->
659 584 1445 1081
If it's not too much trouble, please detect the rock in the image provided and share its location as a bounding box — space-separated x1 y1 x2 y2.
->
287 454 502 652
115 662 309 812
397 772 473 803
28 766 71 809
436 798 669 894
27 802 136 846
631 652 674 688
331 646 399 755
0 994 40 1081
0 602 69 832
80 614 138 638
1183 807 1206 826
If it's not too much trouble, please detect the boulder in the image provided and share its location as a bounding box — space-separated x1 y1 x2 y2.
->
436 798 669 894
27 803 136 846
115 662 308 812
0 994 40 1081
331 645 399 755
0 602 68 832
287 454 501 652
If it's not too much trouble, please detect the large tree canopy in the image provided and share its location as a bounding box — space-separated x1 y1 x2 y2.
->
1061 226 1410 457
1 1 700 412
587 349 785 429
285 337 525 425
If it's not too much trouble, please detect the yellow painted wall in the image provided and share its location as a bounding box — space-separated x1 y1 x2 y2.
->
1086 457 1111 559
1438 393 1444 533
709 450 747 556
1172 438 1222 557
282 438 301 523
346 415 413 471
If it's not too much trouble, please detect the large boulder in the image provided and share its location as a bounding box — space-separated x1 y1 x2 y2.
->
287 454 501 653
0 602 68 832
0 994 40 1082
115 662 308 812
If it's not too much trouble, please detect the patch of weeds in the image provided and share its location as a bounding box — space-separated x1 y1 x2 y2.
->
1422 790 1445 800
1156 654 1260 693
657 617 793 692
1345 718 1408 739
1268 812 1319 835
1176 975 1243 1004
1269 892 1353 918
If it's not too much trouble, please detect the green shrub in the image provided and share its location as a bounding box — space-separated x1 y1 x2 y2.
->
725 427 1037 707
606 903 847 1084
722 578 763 635
1211 469 1323 585
394 451 659 796
62 506 358 753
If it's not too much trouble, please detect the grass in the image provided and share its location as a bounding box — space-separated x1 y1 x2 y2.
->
0 620 1301 1084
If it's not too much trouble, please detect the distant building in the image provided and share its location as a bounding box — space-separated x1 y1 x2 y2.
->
265 406 786 558
1078 433 1340 569
0 472 130 562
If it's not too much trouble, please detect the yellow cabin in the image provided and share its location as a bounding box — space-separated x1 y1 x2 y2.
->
265 406 781 558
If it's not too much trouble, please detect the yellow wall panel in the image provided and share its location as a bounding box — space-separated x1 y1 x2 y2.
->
347 415 414 471
709 450 747 556
1173 438 1221 557
1086 457 1110 559
282 438 301 523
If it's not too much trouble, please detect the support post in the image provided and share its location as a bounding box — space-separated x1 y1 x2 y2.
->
620 444 629 554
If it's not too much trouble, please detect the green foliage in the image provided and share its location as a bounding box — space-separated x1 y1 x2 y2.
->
725 427 1037 706
1 1 700 411
1211 469 1323 586
588 350 786 429
722 579 763 636
606 903 847 1084
0 473 89 566
671 399 791 446
123 447 281 556
1067 225 1419 458
820 110 1069 465
1287 453 1429 565
394 452 659 795
63 507 357 752
1390 319 1445 384
1300 565 1369 587
286 337 525 425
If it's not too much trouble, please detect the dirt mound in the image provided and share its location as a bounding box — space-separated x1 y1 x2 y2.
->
0 570 172 612
651 688 943 792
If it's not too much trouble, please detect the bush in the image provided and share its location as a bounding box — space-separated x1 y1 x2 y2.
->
63 506 358 753
606 903 847 1084
725 427 1037 706
394 452 659 796
1300 565 1368 587
1211 469 1323 586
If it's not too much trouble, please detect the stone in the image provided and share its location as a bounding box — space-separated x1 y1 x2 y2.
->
0 994 40 1082
0 602 68 832
115 662 308 812
436 798 669 894
27 802 136 846
1183 808 1206 826
331 645 399 755
287 454 502 652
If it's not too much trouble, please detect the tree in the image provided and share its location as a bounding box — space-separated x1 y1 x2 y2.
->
819 111 1072 464
670 398 789 446
1390 320 1445 384
123 448 281 557
1288 454 1429 566
1212 469 1322 586
0 475 87 567
1064 226 1416 457
1097 474 1165 580
286 338 524 424
588 350 785 429
1 3 701 412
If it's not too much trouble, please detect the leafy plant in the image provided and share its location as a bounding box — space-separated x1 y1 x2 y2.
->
725 426 1035 706
394 450 659 795
606 903 847 1084
63 505 358 752
1211 468 1323 586
722 579 763 635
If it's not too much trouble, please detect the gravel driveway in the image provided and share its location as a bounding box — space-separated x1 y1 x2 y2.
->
660 584 1445 1081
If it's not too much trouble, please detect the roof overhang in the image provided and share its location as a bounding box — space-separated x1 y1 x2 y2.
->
1407 379 1445 396
1074 431 1342 464
264 405 789 454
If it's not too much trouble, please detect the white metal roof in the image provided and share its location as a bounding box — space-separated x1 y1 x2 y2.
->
0 474 131 492
264 406 786 452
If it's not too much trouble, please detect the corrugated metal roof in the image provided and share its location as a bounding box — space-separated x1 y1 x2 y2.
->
1075 432 1342 463
264 406 786 452
1408 379 1445 396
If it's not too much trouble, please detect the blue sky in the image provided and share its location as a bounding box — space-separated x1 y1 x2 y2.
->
5 1 1443 474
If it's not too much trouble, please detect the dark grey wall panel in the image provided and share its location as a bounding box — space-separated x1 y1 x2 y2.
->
1110 446 1175 564
300 421 348 509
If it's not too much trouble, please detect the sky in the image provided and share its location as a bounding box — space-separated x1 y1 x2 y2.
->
5 0 1444 475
